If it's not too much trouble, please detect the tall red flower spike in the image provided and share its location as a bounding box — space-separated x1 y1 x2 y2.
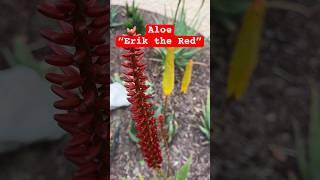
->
38 0 109 179
121 27 163 169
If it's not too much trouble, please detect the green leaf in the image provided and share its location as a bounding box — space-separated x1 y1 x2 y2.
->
213 0 250 15
293 120 308 180
180 48 201 59
138 174 145 180
111 73 124 84
111 6 122 28
199 126 210 140
227 0 266 99
175 157 192 180
111 22 123 28
309 83 320 180
152 14 162 24
153 0 202 70
145 80 155 95
128 130 139 143
124 1 145 34
154 105 163 116
200 117 206 129
128 120 140 143
168 119 174 135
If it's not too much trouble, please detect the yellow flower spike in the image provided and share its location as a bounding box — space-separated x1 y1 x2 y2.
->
162 47 175 96
181 59 193 94
227 0 266 100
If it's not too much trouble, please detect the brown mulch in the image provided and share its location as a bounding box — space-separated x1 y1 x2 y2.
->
110 5 210 180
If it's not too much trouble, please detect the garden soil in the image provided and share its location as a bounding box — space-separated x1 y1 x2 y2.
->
213 0 320 180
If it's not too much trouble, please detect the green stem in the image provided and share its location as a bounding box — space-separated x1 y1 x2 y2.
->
156 169 168 180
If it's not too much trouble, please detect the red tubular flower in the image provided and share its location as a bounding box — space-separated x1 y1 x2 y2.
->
121 27 162 169
38 0 109 179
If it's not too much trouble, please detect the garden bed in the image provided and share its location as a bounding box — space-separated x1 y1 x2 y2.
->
213 0 320 179
110 5 210 179
0 1 210 179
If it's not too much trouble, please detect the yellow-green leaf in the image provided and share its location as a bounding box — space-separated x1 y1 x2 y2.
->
227 0 266 99
162 47 175 96
181 59 193 94
138 174 145 180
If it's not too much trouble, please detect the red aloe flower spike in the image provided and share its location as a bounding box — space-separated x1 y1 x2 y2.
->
121 27 163 169
38 0 109 179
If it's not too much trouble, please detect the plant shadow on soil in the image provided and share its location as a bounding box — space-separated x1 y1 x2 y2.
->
213 0 320 180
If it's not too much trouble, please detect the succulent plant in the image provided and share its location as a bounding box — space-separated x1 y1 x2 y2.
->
120 27 162 169
124 1 145 34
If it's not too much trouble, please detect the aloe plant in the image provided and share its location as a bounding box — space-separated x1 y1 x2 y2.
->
123 1 145 34
153 0 204 70
294 83 320 180
174 157 192 180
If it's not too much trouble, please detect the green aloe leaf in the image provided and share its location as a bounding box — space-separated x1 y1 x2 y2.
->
128 120 140 143
199 126 210 140
175 157 192 180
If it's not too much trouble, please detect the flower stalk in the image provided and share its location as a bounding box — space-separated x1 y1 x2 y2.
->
121 27 163 170
38 0 109 179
